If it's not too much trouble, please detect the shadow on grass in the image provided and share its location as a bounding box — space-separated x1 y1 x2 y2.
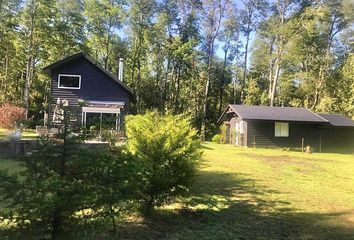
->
200 144 215 150
117 171 354 240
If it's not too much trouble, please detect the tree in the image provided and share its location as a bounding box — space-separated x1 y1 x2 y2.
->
239 0 267 103
126 0 156 113
0 106 140 239
84 0 125 71
200 0 229 140
218 1 240 115
125 111 201 215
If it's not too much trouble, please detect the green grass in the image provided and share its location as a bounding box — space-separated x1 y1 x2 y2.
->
0 128 38 140
118 143 354 240
1 143 354 239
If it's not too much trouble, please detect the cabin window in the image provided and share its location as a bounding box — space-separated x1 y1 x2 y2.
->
275 122 289 137
58 74 81 89
82 106 121 131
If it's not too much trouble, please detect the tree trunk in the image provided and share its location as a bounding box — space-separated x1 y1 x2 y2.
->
1 52 8 101
241 27 251 103
270 56 281 106
311 17 337 110
218 43 229 116
109 205 117 234
270 44 283 107
51 213 61 240
104 17 113 70
143 195 155 217
201 45 213 141
24 0 36 119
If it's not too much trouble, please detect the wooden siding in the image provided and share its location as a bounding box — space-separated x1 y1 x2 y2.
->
246 120 320 150
49 57 131 126
223 112 237 144
317 127 354 153
245 120 354 153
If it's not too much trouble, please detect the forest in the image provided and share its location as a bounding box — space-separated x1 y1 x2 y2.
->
0 0 353 138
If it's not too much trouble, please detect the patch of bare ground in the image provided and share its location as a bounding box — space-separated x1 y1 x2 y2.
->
237 152 329 174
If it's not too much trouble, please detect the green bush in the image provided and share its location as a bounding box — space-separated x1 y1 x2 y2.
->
0 106 140 239
125 111 201 215
212 134 221 143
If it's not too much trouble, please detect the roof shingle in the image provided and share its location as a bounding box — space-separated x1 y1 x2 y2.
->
318 114 354 127
227 105 328 123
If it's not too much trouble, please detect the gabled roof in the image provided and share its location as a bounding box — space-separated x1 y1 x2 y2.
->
43 52 133 95
318 113 354 127
218 105 328 124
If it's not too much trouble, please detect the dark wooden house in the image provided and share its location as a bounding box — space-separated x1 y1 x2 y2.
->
43 52 133 130
218 105 354 153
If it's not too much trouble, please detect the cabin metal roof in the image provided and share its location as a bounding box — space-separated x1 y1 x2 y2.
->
318 113 354 127
43 52 133 95
218 105 329 124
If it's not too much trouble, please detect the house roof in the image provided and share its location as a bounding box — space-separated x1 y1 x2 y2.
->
318 113 354 127
43 52 133 95
218 105 329 124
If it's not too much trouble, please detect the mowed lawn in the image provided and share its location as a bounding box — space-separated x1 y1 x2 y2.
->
119 143 354 240
1 143 354 239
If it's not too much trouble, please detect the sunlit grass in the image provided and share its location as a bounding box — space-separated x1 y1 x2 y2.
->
0 128 38 140
1 143 354 239
130 143 354 239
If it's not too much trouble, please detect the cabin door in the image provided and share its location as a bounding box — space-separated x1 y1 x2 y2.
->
235 122 240 146
225 124 230 144
235 121 246 146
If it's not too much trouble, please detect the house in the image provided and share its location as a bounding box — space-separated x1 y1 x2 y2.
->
217 105 354 153
43 52 133 131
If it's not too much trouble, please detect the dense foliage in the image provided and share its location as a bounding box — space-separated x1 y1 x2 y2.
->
126 111 201 214
0 109 201 238
0 108 140 239
0 103 26 129
0 0 353 137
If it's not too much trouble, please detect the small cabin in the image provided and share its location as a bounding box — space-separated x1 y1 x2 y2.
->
218 105 354 153
43 52 133 131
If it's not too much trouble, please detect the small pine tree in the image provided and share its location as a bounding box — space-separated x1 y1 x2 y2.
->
0 105 140 239
125 111 202 215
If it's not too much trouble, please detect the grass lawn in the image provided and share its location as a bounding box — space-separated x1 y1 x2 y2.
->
119 143 354 240
0 128 38 140
1 143 354 239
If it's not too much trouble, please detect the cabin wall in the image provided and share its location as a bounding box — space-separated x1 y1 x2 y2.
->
222 113 237 144
222 115 249 146
318 128 354 153
246 120 320 150
49 57 131 126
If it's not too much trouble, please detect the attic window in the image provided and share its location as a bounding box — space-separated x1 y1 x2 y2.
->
275 122 289 137
58 74 81 89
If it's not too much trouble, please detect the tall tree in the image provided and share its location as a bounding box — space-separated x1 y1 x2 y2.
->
200 0 229 140
218 1 240 115
126 0 156 113
239 0 267 103
84 0 125 71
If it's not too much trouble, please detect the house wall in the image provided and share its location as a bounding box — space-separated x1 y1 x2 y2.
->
246 120 320 150
318 127 354 153
223 112 237 144
49 57 131 126
223 114 248 146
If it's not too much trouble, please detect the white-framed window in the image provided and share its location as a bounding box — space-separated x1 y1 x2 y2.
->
275 122 289 137
82 107 121 131
58 74 81 89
